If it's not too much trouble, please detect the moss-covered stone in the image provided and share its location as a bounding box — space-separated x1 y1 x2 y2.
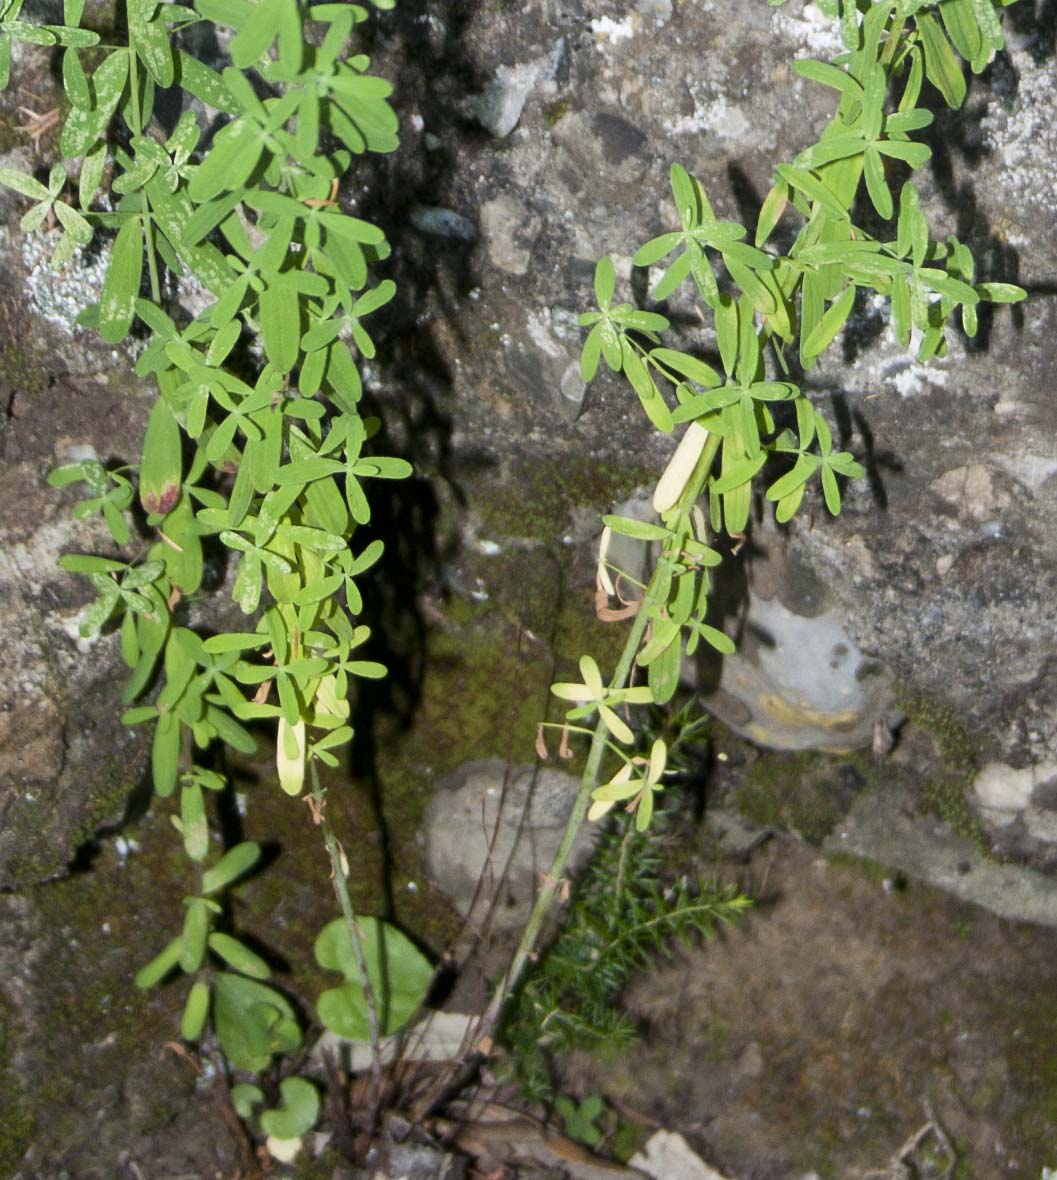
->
898 692 990 855
729 746 870 845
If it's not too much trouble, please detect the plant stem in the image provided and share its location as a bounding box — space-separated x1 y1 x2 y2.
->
123 24 162 303
475 432 720 1043
308 759 386 1109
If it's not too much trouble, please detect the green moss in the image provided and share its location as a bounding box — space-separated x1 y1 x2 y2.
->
470 455 654 543
0 998 36 1175
825 851 897 885
897 693 978 772
898 693 989 855
732 749 844 843
1006 987 1057 1163
544 97 573 127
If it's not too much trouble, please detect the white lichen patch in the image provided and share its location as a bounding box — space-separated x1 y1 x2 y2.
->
771 2 847 60
666 94 751 142
981 51 1057 219
591 15 637 44
19 229 109 333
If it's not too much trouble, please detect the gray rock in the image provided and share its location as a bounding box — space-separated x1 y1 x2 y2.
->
824 790 1057 929
409 205 478 242
420 759 596 931
0 250 151 886
469 40 566 139
480 194 540 275
700 535 897 752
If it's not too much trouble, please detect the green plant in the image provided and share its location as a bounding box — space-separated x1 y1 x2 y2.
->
478 0 1026 1046
1 0 430 1158
504 784 748 1103
1 0 1031 1165
554 1093 607 1148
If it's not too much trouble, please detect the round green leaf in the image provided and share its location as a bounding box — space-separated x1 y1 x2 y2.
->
260 1078 320 1140
314 917 432 1041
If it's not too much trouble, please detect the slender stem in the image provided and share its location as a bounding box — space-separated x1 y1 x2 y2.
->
475 432 721 1042
123 27 162 303
309 759 385 1107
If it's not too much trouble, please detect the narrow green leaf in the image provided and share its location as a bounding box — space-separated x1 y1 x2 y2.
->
180 782 210 861
863 148 893 220
202 841 261 895
794 58 864 100
180 897 209 973
209 932 271 979
0 166 50 200
802 283 856 358
594 255 615 309
139 397 183 517
181 979 210 1040
917 11 966 106
152 710 180 796
99 217 143 343
135 936 183 988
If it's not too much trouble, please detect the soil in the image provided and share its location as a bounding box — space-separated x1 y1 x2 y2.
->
563 834 1057 1180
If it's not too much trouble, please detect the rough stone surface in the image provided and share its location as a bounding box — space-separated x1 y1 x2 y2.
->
0 222 151 888
420 759 595 931
824 789 1057 930
701 529 897 752
343 0 1057 798
631 1131 732 1180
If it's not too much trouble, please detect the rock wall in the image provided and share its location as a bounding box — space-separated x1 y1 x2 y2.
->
365 0 1056 775
3 1 1055 875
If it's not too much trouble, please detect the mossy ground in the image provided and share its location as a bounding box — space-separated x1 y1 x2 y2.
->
722 738 878 844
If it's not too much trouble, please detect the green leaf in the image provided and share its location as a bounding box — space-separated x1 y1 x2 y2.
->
976 281 1026 303
260 1078 320 1141
697 622 735 655
259 279 301 373
755 179 789 248
651 348 721 389
874 139 931 169
152 710 180 796
940 0 983 63
775 164 848 219
0 166 50 201
99 217 143 343
601 515 669 541
135 936 182 988
202 841 261 894
209 932 271 979
647 634 682 706
793 58 864 100
180 897 210 972
710 452 767 494
593 255 615 309
129 0 174 86
315 917 432 1040
181 979 210 1040
633 232 683 267
802 284 856 358
916 11 967 107
60 48 129 157
230 1084 264 1119
140 397 183 517
213 972 300 1071
180 782 210 861
79 140 107 208
177 50 237 113
863 149 893 220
